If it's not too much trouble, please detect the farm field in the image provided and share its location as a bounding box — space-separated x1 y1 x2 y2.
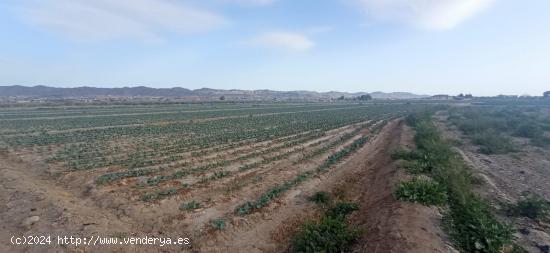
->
3 100 549 253
0 102 426 252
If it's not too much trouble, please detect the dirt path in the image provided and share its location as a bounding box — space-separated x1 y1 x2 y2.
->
349 121 456 253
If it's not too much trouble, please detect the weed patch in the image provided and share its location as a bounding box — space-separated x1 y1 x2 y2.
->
507 195 550 221
292 202 359 253
309 191 331 204
404 112 516 253
395 178 447 206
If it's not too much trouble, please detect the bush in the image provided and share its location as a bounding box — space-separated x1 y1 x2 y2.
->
395 178 447 206
508 195 550 220
309 191 330 204
513 124 542 139
472 131 515 154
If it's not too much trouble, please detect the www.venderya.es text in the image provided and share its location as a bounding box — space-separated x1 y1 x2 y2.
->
11 235 190 247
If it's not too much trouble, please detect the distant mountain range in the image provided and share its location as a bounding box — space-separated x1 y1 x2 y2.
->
0 85 428 100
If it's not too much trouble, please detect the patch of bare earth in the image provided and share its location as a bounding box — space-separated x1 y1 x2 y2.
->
0 152 178 253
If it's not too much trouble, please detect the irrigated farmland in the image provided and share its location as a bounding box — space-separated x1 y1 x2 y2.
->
0 102 422 252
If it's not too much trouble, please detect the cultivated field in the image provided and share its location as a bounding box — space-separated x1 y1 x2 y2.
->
0 102 423 252
2 100 548 253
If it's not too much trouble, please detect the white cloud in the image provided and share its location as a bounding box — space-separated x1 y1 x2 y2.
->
245 31 314 51
16 0 226 42
356 0 495 30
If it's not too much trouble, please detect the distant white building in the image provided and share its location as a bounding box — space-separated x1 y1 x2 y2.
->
430 94 451 100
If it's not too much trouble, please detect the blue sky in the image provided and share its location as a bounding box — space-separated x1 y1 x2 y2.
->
1 0 549 96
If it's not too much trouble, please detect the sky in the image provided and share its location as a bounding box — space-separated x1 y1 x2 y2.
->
1 0 549 96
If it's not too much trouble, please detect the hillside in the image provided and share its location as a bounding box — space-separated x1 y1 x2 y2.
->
0 85 427 100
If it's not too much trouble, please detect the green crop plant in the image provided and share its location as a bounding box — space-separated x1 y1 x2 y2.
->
179 200 202 211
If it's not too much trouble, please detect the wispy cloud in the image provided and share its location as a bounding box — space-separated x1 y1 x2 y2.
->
16 0 226 42
356 0 495 30
244 31 315 51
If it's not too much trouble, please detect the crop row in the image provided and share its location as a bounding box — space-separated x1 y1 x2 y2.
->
134 119 386 201
97 130 326 185
234 133 374 215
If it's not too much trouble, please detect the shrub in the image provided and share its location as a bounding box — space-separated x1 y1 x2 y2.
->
472 131 515 154
395 178 447 206
309 191 330 204
513 124 542 139
508 195 550 220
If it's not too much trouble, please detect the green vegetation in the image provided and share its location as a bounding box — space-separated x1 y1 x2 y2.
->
403 112 515 253
309 191 331 204
291 202 359 253
472 130 515 154
395 178 447 206
235 171 313 215
211 218 226 230
0 103 419 209
235 135 372 215
139 188 178 202
448 106 550 151
179 200 202 211
507 195 550 221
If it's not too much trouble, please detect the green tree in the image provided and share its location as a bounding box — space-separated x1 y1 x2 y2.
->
358 94 372 101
